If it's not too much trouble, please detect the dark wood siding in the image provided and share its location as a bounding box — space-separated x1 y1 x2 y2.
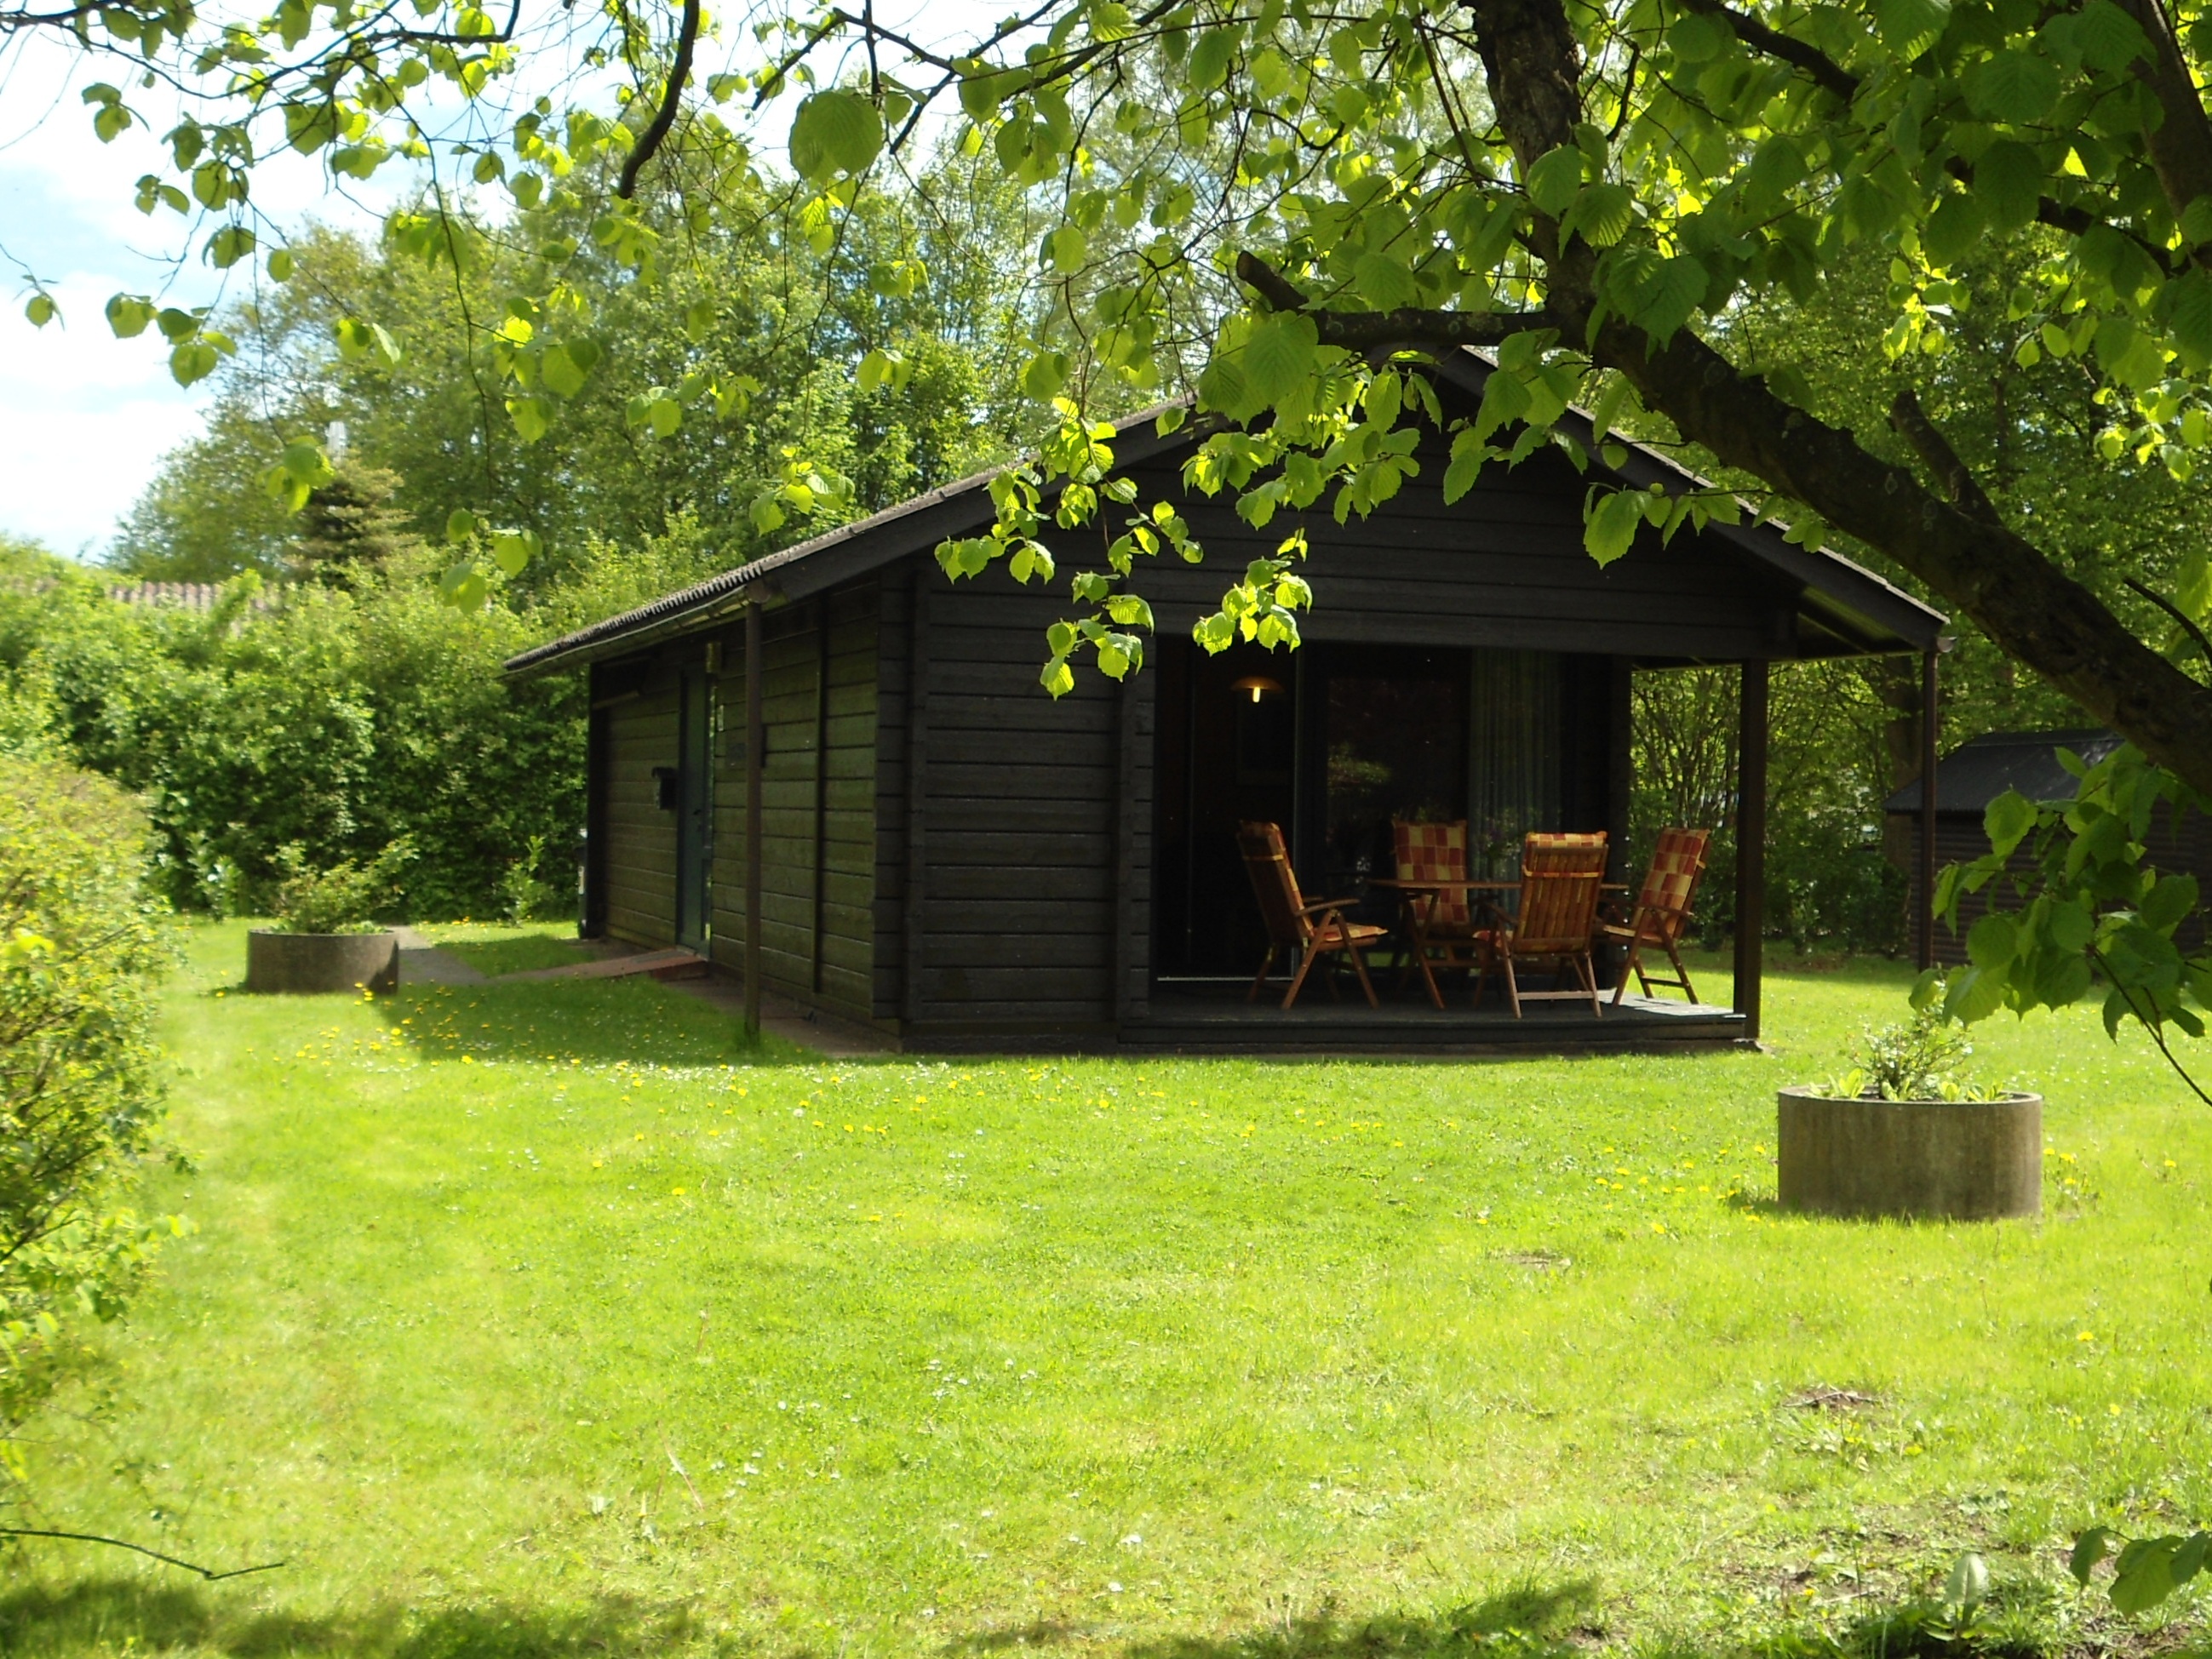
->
1905 810 2211 965
1119 436 1801 660
871 563 1126 1038
710 582 878 1018
598 656 680 948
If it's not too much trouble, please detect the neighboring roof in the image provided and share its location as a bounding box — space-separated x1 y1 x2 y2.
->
1884 729 2120 815
505 357 1948 680
106 581 275 612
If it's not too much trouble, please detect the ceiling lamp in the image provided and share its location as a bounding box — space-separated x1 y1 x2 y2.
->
1230 675 1285 704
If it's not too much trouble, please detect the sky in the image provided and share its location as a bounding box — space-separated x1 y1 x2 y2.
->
0 7 994 563
0 35 410 559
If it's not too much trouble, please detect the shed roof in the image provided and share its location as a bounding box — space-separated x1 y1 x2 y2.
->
1883 729 2119 815
505 353 1947 680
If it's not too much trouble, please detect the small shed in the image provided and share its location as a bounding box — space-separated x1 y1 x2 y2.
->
506 354 1946 1053
1884 729 2210 964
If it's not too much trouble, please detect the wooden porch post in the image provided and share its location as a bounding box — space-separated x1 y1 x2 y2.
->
745 601 764 1039
1733 660 1768 1040
1917 646 1940 971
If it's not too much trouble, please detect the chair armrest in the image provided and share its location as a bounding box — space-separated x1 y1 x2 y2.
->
1474 897 1514 930
1296 897 1362 917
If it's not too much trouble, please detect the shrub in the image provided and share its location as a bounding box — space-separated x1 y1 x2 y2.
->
0 757 175 1476
270 838 415 934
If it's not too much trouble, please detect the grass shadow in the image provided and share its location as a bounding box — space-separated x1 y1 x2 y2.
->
0 1577 748 1659
1109 1582 1603 1659
369 975 816 1069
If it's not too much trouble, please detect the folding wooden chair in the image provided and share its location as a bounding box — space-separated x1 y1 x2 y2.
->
1598 827 1712 1005
1473 832 1609 1017
1236 821 1384 1010
1392 819 1482 1009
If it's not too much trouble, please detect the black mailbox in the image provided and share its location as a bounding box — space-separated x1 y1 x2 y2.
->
652 766 679 810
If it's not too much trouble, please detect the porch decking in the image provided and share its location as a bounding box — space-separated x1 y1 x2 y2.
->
1120 978 1747 1055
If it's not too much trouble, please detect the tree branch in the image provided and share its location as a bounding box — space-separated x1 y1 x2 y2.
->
1676 0 1859 102
1887 388 2002 524
2124 575 2212 676
1464 0 2212 799
1234 250 1553 350
1683 0 2171 271
2112 0 2212 261
0 1528 285 1582
615 0 702 200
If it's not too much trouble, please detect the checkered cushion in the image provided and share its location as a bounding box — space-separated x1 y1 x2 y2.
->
1394 820 1470 925
1629 827 1711 944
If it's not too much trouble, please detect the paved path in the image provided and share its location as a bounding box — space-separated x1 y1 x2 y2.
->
388 926 488 986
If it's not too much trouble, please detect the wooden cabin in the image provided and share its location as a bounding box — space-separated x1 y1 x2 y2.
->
1885 729 2210 964
506 357 1946 1053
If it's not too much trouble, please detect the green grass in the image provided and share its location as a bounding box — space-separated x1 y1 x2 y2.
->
6 923 2211 1659
417 919 592 978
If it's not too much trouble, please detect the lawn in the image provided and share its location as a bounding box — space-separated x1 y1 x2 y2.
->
4 921 2209 1659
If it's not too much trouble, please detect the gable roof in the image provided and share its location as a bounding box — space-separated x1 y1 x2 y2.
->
1884 729 2118 815
505 358 1946 680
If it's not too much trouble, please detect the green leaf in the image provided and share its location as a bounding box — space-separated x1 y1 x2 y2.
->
105 294 154 339
23 293 54 328
2072 1528 2118 1587
490 529 539 576
1634 255 1709 340
1585 487 1647 565
266 248 295 282
1668 11 1730 60
1875 0 1950 56
2112 1536 2181 1614
438 561 489 611
1443 431 1488 504
1045 225 1088 274
1945 1553 1990 1610
541 345 587 400
685 299 715 341
1186 26 1235 90
1944 963 2007 1023
2163 271 2212 364
507 396 551 443
788 89 885 185
169 340 220 386
1968 51 2062 123
1923 192 1986 268
2049 897 2095 953
2172 1533 2211 1587
1975 140 2043 234
2141 872 2198 933
1966 912 2018 970
2074 0 2151 72
447 509 479 544
1740 136 1806 213
1239 313 1319 405
206 225 256 269
1526 146 1585 217
1563 182 1636 248
1353 252 1418 309
1985 788 2038 855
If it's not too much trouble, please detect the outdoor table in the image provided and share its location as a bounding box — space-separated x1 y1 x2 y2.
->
1368 878 1630 1009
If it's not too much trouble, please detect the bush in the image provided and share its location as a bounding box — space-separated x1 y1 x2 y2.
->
0 551 585 921
0 757 175 1476
270 838 415 933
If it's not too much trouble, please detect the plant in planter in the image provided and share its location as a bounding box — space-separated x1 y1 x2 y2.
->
1777 999 2041 1221
246 838 415 994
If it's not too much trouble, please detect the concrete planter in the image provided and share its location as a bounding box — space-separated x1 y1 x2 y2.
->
1777 1086 2042 1221
246 928 398 994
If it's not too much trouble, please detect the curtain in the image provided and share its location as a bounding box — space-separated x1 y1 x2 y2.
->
1468 649 1562 877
